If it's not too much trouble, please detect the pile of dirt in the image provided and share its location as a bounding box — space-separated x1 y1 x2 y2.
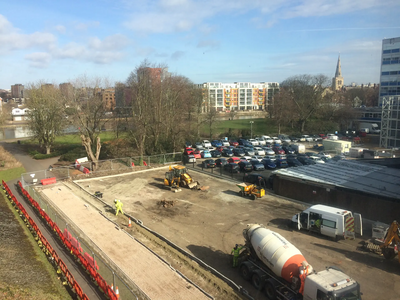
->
159 199 176 208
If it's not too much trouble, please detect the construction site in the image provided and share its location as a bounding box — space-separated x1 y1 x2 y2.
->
16 164 399 300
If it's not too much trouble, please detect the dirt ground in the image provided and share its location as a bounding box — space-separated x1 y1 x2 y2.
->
0 193 69 300
40 166 399 300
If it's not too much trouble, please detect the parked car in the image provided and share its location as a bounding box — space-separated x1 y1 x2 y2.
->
318 134 327 139
184 147 194 155
261 158 276 169
185 141 192 148
210 150 221 158
215 158 228 167
289 136 300 142
202 159 216 168
229 140 239 147
272 145 285 154
187 154 196 163
233 148 245 157
193 150 201 159
244 147 255 156
224 163 240 173
211 140 222 147
309 156 325 164
312 135 322 141
227 157 241 164
238 139 247 145
286 157 302 167
249 159 265 171
248 139 259 146
272 137 282 144
216 146 224 152
262 147 275 155
238 161 253 172
251 155 263 162
221 140 230 147
264 155 276 161
254 147 265 156
243 173 268 188
201 150 212 158
275 159 289 168
195 142 204 150
327 133 338 140
255 138 266 146
278 135 291 143
222 148 234 157
297 156 316 165
202 140 212 147
301 135 314 142
282 145 295 154
261 136 274 144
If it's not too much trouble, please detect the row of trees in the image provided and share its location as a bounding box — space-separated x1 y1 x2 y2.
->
269 74 378 134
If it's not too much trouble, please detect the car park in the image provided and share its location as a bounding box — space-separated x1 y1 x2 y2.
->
210 150 221 158
227 157 241 164
253 147 265 156
261 158 276 169
224 163 240 173
215 158 228 167
202 159 216 168
202 140 212 147
249 159 265 171
211 140 222 147
222 148 233 157
201 150 212 158
193 150 201 159
238 161 253 172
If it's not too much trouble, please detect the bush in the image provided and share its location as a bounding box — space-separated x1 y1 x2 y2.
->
33 152 62 160
59 148 88 162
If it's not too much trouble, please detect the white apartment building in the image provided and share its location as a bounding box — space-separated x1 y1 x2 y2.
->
201 82 279 111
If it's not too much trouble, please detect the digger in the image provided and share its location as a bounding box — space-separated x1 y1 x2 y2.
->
237 183 265 200
164 165 201 190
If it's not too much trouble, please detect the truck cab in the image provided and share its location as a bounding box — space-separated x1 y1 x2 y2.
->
303 267 361 300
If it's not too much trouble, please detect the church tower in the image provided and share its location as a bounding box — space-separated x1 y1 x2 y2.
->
332 55 344 91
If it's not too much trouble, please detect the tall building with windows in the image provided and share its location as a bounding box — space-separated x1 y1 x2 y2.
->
379 37 400 148
11 84 24 98
332 55 344 91
201 82 279 111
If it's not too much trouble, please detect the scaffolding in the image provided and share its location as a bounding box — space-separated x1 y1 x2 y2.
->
380 96 400 148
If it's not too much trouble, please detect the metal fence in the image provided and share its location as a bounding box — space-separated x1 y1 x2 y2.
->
21 153 183 188
25 185 149 300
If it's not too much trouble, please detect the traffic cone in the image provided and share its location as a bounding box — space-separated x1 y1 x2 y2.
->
128 218 131 228
116 286 119 299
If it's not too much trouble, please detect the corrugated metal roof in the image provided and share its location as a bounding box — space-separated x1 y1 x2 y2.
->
274 160 400 200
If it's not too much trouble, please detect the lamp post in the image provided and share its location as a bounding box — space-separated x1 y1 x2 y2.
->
250 121 254 139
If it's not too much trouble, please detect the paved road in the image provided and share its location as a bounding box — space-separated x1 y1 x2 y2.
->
1 141 106 300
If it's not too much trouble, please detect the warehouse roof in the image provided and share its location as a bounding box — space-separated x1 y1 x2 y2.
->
274 160 400 200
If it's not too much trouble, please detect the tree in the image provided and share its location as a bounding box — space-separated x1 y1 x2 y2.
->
66 76 110 171
280 74 330 132
26 83 66 154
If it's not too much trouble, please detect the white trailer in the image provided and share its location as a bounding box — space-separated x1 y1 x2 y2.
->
359 122 380 134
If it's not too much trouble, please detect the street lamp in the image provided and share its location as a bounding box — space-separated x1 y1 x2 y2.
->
250 121 254 139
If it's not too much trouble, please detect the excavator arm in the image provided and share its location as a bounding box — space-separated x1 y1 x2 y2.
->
379 221 400 261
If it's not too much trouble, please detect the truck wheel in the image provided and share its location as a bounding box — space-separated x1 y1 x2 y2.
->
239 263 252 281
264 280 277 300
382 248 396 260
251 270 265 290
251 194 256 200
239 191 244 197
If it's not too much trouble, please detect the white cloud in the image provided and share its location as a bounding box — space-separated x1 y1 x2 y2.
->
197 39 220 49
55 25 66 34
25 52 52 68
171 50 185 60
74 21 100 31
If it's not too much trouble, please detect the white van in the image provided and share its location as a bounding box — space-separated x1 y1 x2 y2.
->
291 204 362 240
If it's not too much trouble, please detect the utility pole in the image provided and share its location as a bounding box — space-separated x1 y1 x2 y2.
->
250 121 254 139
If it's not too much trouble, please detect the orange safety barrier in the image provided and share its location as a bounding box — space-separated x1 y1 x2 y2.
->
83 168 90 174
40 177 57 185
143 161 147 166
84 252 100 270
131 162 135 167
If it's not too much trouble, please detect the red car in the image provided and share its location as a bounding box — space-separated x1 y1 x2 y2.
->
272 146 285 154
184 147 194 155
229 140 239 147
216 146 225 152
193 150 201 159
318 134 327 139
227 157 241 164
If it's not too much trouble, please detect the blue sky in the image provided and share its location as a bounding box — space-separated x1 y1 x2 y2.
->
1 0 400 89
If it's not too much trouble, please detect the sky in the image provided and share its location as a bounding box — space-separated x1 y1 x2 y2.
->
1 0 400 89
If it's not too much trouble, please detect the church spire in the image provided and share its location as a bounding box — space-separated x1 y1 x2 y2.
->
335 54 342 77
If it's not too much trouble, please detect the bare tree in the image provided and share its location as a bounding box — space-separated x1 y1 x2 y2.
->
66 76 110 170
280 74 330 132
26 82 66 154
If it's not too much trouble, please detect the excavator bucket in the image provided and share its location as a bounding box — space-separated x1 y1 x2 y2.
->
188 181 201 190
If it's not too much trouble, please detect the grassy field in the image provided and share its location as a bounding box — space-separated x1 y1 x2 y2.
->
0 167 26 183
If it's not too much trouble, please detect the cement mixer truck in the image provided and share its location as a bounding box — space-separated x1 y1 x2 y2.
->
239 224 361 299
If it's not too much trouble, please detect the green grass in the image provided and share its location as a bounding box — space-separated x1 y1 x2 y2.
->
0 167 26 183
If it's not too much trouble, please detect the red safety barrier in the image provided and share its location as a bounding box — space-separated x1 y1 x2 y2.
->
83 168 90 174
131 162 135 167
143 161 147 166
84 252 99 270
40 177 57 185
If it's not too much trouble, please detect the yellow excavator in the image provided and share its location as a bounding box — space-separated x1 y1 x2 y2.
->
380 220 400 261
164 165 201 190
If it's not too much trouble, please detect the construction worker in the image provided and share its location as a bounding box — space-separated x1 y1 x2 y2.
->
114 199 124 216
299 262 309 295
315 218 321 229
231 244 243 267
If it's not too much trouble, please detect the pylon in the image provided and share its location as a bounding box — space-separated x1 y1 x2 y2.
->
116 286 120 298
128 218 131 228
111 283 114 291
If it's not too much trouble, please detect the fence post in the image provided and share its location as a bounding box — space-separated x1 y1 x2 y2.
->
44 169 47 179
164 154 166 164
111 160 113 170
112 271 116 292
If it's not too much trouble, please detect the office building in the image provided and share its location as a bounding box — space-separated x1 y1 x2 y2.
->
379 37 400 148
11 84 24 98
